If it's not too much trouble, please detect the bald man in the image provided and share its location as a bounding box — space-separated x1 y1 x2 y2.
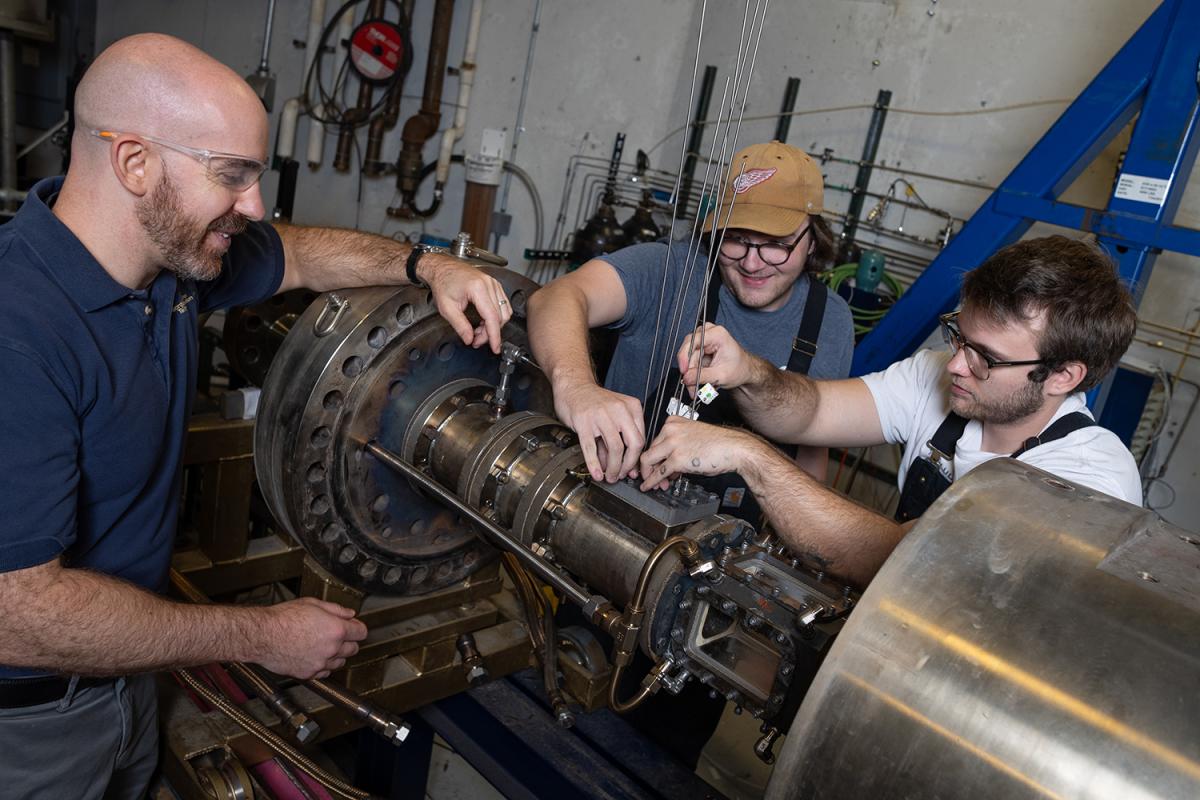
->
0 34 510 797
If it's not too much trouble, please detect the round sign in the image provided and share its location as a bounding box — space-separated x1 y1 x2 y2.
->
349 19 405 82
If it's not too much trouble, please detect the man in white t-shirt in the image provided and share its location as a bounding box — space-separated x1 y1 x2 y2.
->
635 235 1141 587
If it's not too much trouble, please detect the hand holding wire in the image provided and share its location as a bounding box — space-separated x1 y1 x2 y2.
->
676 323 753 396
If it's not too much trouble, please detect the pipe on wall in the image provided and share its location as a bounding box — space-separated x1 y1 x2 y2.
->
434 0 483 187
393 0 455 213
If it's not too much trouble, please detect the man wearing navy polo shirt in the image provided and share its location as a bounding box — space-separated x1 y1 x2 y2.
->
0 33 512 797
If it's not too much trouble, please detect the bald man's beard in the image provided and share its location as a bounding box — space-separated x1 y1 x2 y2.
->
136 164 248 282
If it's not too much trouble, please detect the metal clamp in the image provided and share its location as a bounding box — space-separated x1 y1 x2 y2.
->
312 293 349 338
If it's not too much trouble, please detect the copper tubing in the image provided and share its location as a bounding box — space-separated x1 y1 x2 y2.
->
607 535 702 714
177 668 377 800
395 0 454 201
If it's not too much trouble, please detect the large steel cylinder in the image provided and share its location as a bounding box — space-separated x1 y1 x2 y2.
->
253 271 550 594
767 458 1200 800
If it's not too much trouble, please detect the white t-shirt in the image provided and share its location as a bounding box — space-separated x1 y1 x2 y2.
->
860 349 1143 505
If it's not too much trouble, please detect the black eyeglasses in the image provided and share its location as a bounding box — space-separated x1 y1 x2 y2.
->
939 311 1049 381
717 225 811 266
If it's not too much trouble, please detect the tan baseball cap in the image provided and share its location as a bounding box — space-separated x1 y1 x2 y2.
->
701 140 824 237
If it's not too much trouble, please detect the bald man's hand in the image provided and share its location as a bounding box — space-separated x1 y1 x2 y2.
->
417 254 513 354
254 597 368 680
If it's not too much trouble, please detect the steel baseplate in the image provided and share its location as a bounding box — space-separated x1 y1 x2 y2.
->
586 477 721 543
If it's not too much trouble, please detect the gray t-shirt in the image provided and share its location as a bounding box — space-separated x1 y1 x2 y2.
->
600 239 855 402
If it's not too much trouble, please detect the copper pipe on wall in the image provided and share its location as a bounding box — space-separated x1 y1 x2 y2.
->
334 0 387 171
460 180 497 244
394 0 455 211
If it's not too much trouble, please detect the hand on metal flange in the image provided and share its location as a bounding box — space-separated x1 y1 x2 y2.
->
676 323 754 396
419 253 513 354
639 416 752 492
553 380 646 483
256 597 368 680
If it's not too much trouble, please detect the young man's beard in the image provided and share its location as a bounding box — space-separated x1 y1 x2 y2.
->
136 164 247 282
953 376 1046 426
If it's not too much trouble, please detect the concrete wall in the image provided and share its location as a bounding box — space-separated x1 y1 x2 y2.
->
95 0 1199 531
96 0 697 264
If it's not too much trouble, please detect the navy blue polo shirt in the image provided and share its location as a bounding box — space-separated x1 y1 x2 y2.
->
0 177 284 677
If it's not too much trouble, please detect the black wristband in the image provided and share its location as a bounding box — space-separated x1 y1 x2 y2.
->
406 245 432 288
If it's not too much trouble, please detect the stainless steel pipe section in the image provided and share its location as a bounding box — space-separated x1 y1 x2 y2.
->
767 458 1200 800
365 440 597 610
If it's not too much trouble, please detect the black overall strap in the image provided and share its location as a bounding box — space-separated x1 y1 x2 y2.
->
1010 411 1095 458
785 279 827 374
927 412 971 463
893 412 969 523
702 269 828 375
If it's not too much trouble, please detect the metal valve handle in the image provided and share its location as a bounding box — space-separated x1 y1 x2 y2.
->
447 232 507 266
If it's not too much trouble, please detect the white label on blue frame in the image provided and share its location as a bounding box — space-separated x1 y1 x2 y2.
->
1114 173 1171 205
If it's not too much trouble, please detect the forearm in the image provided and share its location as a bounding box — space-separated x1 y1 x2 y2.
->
274 223 418 293
527 285 598 394
738 436 905 587
731 357 822 441
1 563 275 676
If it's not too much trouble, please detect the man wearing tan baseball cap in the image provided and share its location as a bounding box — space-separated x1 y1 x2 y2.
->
529 139 854 510
526 138 854 766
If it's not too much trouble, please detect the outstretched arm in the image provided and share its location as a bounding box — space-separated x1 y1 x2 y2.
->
273 224 512 353
677 323 885 447
527 259 647 482
639 417 911 586
0 559 367 679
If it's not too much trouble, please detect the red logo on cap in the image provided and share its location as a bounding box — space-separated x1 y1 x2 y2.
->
733 168 776 194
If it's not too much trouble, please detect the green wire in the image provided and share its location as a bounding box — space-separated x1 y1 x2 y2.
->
819 263 905 335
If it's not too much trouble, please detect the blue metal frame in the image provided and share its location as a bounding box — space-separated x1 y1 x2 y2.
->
852 0 1200 384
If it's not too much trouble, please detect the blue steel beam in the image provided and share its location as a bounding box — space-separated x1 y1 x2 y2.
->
1100 0 1200 304
852 1 1176 375
991 192 1200 257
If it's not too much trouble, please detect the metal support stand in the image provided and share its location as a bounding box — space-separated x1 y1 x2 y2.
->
838 89 892 264
852 0 1200 427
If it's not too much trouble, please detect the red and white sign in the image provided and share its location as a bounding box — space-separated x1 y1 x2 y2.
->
733 167 776 193
350 20 405 81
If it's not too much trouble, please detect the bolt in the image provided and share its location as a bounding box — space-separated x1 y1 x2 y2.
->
679 599 692 610
697 586 709 596
381 720 410 745
466 665 489 686
781 664 793 676
673 584 682 595
771 586 782 598
495 471 509 485
709 690 719 700
747 615 761 628
725 691 737 702
549 504 567 521
671 627 684 641
775 632 788 645
294 716 320 743
741 541 750 552
722 600 737 614
733 705 743 715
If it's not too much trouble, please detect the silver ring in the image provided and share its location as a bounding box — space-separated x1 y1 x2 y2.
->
498 299 508 306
